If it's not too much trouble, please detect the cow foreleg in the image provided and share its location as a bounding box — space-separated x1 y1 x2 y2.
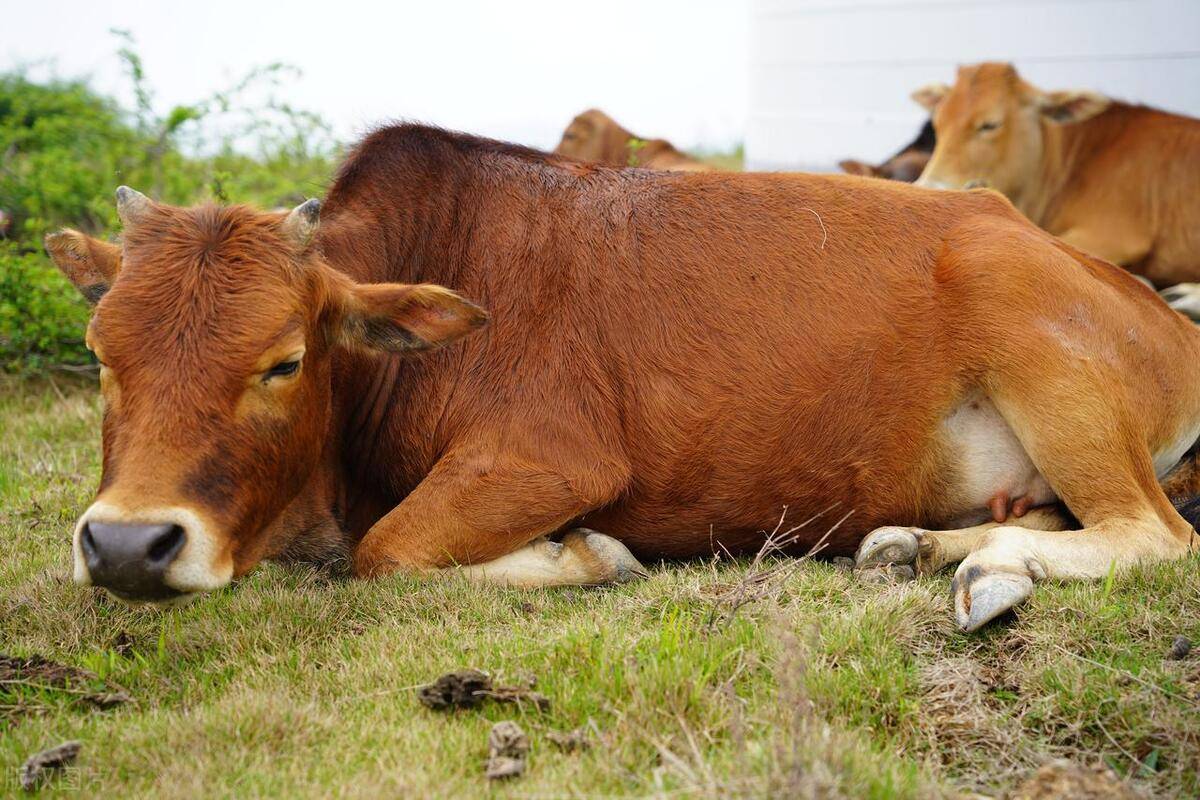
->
351 453 642 587
447 528 646 587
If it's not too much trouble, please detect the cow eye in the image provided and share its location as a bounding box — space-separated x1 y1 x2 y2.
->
264 359 301 382
977 120 1001 133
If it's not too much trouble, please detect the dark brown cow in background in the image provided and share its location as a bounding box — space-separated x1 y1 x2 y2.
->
47 124 1200 631
839 119 935 182
554 108 712 171
913 62 1200 304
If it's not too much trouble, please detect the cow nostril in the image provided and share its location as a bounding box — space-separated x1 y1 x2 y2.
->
147 524 186 566
80 522 98 562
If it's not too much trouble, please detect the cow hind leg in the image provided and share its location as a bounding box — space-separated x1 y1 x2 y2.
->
855 506 1073 576
948 377 1197 631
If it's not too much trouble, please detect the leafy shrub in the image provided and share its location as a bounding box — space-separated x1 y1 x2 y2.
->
0 243 92 372
0 33 337 373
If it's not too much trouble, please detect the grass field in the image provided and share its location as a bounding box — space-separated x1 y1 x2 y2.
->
2 376 1198 798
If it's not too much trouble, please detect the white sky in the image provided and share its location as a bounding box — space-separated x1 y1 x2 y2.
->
2 0 748 152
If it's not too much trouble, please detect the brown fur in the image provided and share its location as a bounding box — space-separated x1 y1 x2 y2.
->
50 124 1200 591
553 108 713 172
917 62 1200 286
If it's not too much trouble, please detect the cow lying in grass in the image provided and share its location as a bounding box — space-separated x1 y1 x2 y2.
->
46 124 1200 631
553 108 712 171
912 62 1200 319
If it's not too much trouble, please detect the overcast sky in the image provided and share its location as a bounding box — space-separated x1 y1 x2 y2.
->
2 0 748 152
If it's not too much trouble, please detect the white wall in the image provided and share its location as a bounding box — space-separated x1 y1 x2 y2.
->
747 0 1200 171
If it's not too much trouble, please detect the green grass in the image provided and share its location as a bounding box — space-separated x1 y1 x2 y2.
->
1 377 1198 798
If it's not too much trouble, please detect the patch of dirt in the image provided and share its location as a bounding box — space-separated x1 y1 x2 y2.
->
486 720 529 780
20 740 81 791
0 654 131 724
918 657 1031 785
547 727 591 753
1006 759 1142 800
417 669 549 712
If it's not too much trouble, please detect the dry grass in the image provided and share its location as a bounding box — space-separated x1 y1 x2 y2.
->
1 377 1198 798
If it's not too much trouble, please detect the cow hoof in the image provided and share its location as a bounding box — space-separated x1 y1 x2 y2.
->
952 565 1033 632
563 528 648 585
855 526 920 570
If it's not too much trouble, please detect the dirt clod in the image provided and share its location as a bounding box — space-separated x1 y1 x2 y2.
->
1007 759 1141 800
418 670 550 712
830 557 854 571
0 653 131 715
20 740 81 791
418 669 492 710
485 720 529 780
1166 635 1192 660
547 727 591 752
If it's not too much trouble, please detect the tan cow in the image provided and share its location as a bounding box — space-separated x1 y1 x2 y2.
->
46 124 1200 632
913 62 1200 295
553 108 712 171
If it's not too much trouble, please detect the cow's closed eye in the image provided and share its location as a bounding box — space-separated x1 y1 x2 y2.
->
976 120 1001 133
262 358 302 383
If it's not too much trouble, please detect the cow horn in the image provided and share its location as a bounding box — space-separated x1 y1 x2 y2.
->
115 186 151 227
282 199 321 246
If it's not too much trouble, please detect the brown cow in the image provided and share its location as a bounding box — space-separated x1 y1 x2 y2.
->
553 108 712 171
839 119 935 183
47 124 1200 631
913 62 1200 291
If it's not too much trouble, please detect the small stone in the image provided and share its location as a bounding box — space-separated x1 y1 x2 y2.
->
1166 635 1192 660
20 741 81 791
485 755 525 780
831 557 855 571
486 720 530 780
488 720 530 758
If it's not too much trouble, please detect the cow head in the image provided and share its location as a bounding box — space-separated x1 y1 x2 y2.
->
912 62 1110 202
45 189 487 603
553 108 632 166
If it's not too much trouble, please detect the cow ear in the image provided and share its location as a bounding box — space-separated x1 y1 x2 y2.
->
1038 90 1110 124
44 230 122 304
338 282 488 353
911 83 950 111
838 159 880 177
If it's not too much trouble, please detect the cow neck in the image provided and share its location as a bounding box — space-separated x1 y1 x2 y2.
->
1024 120 1073 226
325 160 482 526
1031 104 1134 231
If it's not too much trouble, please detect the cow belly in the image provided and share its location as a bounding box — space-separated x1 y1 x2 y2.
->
941 395 1056 526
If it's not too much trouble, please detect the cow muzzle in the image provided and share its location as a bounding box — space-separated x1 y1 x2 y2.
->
73 502 233 603
79 521 185 601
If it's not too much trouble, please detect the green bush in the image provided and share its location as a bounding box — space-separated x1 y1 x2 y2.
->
0 243 92 372
0 33 337 373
